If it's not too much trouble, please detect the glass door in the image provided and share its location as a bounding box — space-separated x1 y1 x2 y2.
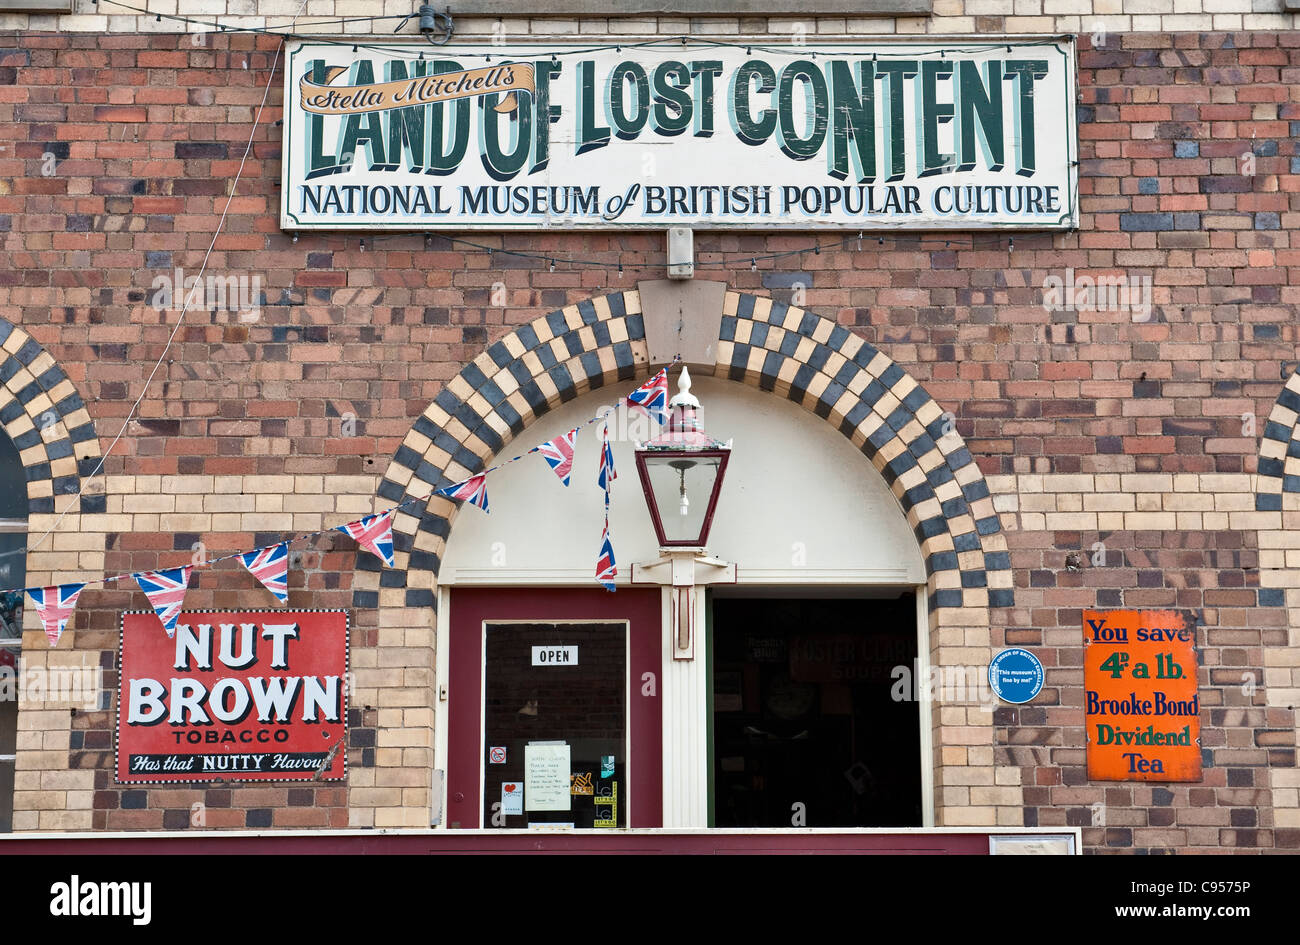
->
446 587 662 829
482 622 627 828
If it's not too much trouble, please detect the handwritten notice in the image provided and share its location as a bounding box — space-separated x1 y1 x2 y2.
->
1084 610 1200 782
524 743 571 811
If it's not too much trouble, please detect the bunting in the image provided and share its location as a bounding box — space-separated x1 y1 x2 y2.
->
135 566 194 637
626 367 670 425
240 543 290 605
597 425 617 492
14 365 681 644
537 429 578 487
335 510 396 568
437 472 490 513
596 523 617 591
26 583 86 646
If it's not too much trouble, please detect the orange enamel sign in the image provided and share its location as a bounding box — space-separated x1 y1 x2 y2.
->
1083 610 1201 782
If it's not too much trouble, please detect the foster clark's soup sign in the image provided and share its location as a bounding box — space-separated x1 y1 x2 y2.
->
280 39 1077 230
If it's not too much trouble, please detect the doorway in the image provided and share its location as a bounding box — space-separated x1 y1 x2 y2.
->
710 594 922 828
445 587 663 828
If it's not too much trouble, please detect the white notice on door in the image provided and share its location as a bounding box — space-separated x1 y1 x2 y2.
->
524 743 572 812
531 645 578 666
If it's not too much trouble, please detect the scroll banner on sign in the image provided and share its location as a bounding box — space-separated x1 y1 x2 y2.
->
299 62 534 115
280 39 1077 230
116 610 348 784
1083 610 1201 782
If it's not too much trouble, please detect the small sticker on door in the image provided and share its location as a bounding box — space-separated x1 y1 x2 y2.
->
571 772 594 795
489 746 507 764
501 782 523 815
600 755 615 778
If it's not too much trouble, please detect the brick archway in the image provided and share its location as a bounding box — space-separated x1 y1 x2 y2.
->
0 319 103 517
357 287 1019 827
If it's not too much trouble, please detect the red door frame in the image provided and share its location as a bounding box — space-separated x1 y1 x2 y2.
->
446 587 663 828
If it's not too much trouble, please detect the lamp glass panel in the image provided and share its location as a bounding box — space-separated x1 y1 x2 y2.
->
642 453 721 544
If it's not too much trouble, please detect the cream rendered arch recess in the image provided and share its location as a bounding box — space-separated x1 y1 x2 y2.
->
440 374 925 584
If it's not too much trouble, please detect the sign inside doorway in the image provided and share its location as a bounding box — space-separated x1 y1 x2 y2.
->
116 610 349 783
1083 610 1201 782
281 39 1077 231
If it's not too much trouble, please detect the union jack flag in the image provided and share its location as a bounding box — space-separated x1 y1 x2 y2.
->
595 524 616 592
437 473 490 513
240 542 290 605
335 509 396 568
626 368 669 425
26 582 85 646
538 429 578 487
597 427 616 493
135 566 194 638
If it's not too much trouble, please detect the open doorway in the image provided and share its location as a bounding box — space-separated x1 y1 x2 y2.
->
710 594 922 828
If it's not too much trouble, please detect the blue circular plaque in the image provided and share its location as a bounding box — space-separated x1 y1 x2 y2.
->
988 648 1045 704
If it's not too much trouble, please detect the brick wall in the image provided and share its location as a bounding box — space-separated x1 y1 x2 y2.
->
0 28 1298 850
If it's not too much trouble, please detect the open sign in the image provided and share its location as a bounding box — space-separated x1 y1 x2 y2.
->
531 646 578 666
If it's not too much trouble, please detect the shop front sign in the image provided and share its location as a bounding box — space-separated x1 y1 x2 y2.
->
1083 610 1200 782
116 610 349 783
281 38 1077 230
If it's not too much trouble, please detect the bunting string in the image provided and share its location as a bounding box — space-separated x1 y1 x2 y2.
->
18 362 676 640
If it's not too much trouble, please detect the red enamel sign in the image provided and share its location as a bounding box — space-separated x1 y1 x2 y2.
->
116 610 348 783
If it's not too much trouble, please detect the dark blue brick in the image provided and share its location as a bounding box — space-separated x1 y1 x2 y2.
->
1258 588 1285 607
1256 494 1283 512
1120 213 1174 232
624 312 644 341
926 550 959 574
961 570 987 588
515 324 539 351
576 299 597 324
45 438 73 460
988 589 1015 608
1258 457 1285 478
931 589 963 609
78 493 106 514
941 496 969 519
735 294 755 318
16 339 41 366
545 309 568 337
1255 212 1281 230
985 551 1011 571
1263 420 1291 442
406 588 435 607
762 271 812 290
748 322 769 348
144 251 171 268
1138 178 1158 195
379 569 407 588
579 350 604 385
953 531 981 553
1174 141 1199 158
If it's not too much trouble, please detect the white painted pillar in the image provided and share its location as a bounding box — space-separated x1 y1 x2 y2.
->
660 586 710 827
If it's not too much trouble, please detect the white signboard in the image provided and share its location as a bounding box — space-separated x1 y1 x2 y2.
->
280 39 1077 231
531 645 578 666
524 743 571 812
